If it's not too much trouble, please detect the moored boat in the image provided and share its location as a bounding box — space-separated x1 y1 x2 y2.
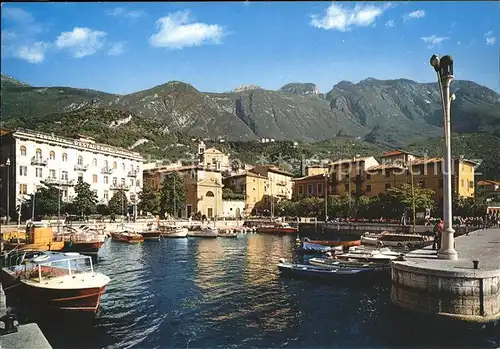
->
299 241 340 254
218 229 237 238
3 222 65 252
335 247 400 263
187 226 218 238
277 259 374 280
161 226 188 238
308 257 390 271
140 230 162 241
303 238 361 248
256 222 298 234
0 251 110 313
59 227 104 256
111 230 144 243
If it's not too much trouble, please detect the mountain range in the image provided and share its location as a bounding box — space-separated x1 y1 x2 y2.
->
1 73 500 179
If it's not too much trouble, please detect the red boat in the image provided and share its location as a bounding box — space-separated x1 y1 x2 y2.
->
111 230 144 243
256 222 298 234
0 251 110 313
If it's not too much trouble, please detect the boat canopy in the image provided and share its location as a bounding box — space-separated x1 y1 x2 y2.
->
26 251 89 265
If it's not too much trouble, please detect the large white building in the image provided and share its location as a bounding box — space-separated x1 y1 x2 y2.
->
1 128 145 217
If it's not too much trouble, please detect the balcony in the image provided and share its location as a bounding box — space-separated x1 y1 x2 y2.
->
31 157 47 166
275 180 287 186
101 167 114 175
74 164 89 171
110 184 130 191
43 177 76 186
127 170 138 178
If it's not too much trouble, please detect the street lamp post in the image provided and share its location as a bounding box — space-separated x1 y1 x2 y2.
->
409 163 416 234
6 158 11 225
324 173 330 222
430 54 458 260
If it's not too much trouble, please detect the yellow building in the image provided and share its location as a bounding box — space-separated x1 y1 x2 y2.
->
223 171 269 215
198 141 230 172
364 157 476 202
143 164 223 218
250 165 294 200
328 156 379 198
305 165 329 177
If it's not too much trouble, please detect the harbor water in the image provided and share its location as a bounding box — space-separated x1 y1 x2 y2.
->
7 234 500 349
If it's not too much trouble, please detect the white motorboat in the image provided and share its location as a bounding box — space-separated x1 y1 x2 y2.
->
161 226 188 238
187 226 218 238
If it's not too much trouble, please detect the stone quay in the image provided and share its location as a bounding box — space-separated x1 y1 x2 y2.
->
391 228 500 323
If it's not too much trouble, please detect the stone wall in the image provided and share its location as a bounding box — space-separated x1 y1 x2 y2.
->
391 263 500 322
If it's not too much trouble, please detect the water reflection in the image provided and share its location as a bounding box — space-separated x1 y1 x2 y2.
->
6 234 499 349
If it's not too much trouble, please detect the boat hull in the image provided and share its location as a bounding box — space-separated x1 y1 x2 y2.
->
257 227 298 234
0 269 106 313
307 239 361 247
62 241 104 255
277 263 372 281
3 241 65 252
161 231 188 238
140 232 162 240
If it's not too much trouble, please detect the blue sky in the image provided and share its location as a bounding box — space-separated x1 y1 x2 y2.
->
1 2 499 94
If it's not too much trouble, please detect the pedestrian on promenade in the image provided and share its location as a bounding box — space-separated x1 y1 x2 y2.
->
432 219 443 250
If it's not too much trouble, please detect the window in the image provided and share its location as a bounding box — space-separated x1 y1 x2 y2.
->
136 165 139 171
469 181 474 189
122 163 126 170
19 184 27 194
19 166 27 176
317 183 323 194
61 171 68 180
136 180 140 187
104 160 109 168
35 148 42 160
385 171 390 178
63 189 68 199
439 179 443 188
112 177 117 185
298 184 304 194
93 174 98 183
121 178 125 186
78 173 83 182
49 169 56 178
92 158 97 167
92 190 98 197
307 184 313 195
113 161 117 169
385 183 391 189
206 191 215 197
62 153 68 162
35 168 43 178
20 146 27 156
49 151 55 160
104 176 109 184
461 179 464 187
130 179 134 187
104 191 109 200
77 155 83 165
366 185 372 192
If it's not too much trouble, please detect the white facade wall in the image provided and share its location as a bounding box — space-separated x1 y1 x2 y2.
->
13 130 144 206
222 200 245 218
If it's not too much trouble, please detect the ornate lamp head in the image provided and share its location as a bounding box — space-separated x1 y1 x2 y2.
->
439 55 454 77
430 54 441 72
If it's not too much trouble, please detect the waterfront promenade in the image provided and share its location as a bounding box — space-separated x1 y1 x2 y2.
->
391 228 500 323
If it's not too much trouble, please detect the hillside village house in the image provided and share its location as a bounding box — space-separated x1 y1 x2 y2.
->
0 128 144 219
222 171 269 216
143 164 223 219
304 164 329 177
197 140 230 173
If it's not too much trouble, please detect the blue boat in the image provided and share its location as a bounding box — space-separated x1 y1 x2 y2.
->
299 241 335 254
308 257 391 272
277 259 374 281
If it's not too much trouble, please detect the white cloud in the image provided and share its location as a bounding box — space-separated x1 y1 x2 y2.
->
108 42 125 56
310 3 391 31
106 7 145 20
421 35 449 48
150 10 224 49
14 41 49 64
1 7 34 23
385 20 395 28
55 27 107 58
404 10 425 21
485 31 496 45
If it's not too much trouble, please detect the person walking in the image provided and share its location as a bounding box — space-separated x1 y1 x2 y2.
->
432 219 444 250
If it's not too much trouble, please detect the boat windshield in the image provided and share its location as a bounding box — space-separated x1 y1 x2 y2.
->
15 253 94 282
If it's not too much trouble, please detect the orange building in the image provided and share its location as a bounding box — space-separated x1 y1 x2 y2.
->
293 174 329 199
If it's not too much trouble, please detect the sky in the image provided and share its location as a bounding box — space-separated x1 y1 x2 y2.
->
1 2 499 94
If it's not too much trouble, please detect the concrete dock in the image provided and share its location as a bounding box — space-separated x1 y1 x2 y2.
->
391 228 500 323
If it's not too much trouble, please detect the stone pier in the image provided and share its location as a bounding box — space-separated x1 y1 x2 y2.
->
391 228 500 323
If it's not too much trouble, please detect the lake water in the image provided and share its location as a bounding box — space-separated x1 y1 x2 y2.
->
11 234 500 348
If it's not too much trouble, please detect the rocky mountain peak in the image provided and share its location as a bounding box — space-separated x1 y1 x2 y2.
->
279 83 320 96
232 84 262 93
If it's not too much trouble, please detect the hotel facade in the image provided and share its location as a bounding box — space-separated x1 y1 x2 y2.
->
0 128 145 218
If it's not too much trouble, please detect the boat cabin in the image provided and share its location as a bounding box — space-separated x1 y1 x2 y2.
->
25 222 57 245
7 252 94 283
378 233 425 248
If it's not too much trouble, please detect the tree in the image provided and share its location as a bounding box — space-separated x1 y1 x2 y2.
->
108 190 129 215
25 185 62 218
138 182 160 215
383 183 436 219
159 173 187 216
73 180 97 216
